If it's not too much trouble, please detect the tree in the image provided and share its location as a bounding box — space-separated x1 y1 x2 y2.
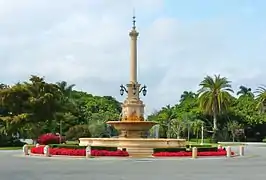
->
170 118 185 139
226 120 243 142
254 85 266 113
191 119 204 141
157 105 176 138
198 75 234 142
65 125 91 141
55 81 76 138
180 91 197 103
237 86 254 98
56 81 75 98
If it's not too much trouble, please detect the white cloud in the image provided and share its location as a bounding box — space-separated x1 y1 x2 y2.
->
1 0 266 113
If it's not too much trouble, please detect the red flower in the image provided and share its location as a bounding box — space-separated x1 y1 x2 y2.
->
31 147 128 157
37 133 66 145
153 150 234 157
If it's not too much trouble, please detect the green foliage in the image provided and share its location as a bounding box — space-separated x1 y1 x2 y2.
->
186 144 212 148
148 74 266 142
0 135 25 147
153 148 187 153
0 75 121 145
2 73 266 146
65 125 91 141
198 75 234 131
49 144 86 149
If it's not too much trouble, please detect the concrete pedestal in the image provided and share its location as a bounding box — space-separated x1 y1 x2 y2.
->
79 137 186 158
126 147 154 157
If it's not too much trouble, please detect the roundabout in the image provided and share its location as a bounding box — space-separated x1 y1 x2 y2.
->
1 145 266 180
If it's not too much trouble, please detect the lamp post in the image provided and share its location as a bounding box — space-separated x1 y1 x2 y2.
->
200 123 204 145
119 84 147 96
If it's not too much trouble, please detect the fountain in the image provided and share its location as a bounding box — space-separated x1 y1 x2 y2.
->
79 16 186 157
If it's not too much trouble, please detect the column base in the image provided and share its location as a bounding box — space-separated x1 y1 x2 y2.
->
126 147 154 158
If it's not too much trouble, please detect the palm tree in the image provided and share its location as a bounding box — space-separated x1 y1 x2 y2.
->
191 119 204 143
56 81 75 98
170 118 186 139
180 91 197 103
237 85 254 98
198 75 234 131
157 105 176 138
55 81 75 142
254 85 266 113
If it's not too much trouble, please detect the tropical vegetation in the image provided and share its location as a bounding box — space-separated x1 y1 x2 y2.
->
1 74 266 146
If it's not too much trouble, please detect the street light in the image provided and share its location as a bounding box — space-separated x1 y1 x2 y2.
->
120 84 128 96
139 85 147 96
119 84 147 96
201 123 204 145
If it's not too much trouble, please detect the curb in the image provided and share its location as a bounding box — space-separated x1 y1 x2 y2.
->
13 153 250 161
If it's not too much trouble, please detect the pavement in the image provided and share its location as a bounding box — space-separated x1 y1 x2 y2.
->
0 146 266 180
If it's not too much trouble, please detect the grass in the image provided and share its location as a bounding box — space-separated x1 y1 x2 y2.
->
218 142 246 146
66 140 79 145
0 144 35 150
0 141 78 151
0 147 23 150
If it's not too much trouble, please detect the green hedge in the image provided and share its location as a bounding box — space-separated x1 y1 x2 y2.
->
186 144 212 148
154 148 187 153
48 144 117 151
189 138 212 143
195 147 218 152
48 144 218 153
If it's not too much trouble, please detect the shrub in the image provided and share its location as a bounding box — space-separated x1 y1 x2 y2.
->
186 144 212 148
37 133 66 145
0 135 26 147
196 147 218 152
154 148 187 153
65 125 91 141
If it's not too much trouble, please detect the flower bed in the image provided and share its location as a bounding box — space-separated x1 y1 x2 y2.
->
37 133 65 145
30 146 129 157
153 149 234 157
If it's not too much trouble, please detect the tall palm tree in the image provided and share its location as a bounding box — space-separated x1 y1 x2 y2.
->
254 85 266 113
55 81 75 141
237 85 254 98
197 75 234 131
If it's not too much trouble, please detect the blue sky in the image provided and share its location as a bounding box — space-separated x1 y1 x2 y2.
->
0 0 266 115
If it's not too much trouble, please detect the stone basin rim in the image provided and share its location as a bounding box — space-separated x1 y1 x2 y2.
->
106 121 157 124
79 138 186 141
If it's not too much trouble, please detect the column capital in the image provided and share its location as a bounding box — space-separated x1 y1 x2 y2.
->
129 30 139 37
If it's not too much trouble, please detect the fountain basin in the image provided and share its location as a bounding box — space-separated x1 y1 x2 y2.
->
79 137 186 157
106 121 157 138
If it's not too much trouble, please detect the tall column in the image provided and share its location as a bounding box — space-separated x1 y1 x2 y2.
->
129 16 139 84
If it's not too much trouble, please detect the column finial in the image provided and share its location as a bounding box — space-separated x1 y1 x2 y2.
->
132 8 136 29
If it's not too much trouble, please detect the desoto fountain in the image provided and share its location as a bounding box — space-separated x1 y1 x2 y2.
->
79 16 186 157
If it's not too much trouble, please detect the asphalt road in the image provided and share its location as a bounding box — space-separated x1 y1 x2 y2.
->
0 146 265 180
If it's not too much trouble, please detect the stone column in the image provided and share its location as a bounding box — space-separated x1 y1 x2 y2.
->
129 30 139 84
